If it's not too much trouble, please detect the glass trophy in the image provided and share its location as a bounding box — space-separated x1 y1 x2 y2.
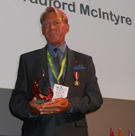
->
32 72 53 104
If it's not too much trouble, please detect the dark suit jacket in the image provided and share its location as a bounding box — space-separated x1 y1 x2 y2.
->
10 46 103 136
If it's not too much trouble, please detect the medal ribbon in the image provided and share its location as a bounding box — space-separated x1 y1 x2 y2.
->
74 72 79 80
47 48 67 84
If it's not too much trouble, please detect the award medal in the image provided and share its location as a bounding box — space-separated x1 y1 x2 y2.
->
74 72 80 86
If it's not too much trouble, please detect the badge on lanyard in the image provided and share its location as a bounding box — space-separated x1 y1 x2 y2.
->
53 84 69 98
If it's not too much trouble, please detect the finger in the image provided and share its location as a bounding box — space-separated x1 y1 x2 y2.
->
40 103 59 110
39 107 59 114
31 97 37 101
39 98 70 114
50 98 66 104
30 97 37 106
40 111 55 115
40 98 67 109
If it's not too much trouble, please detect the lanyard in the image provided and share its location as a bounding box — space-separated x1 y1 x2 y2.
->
47 48 67 84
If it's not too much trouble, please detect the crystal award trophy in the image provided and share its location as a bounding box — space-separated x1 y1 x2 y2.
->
32 72 53 104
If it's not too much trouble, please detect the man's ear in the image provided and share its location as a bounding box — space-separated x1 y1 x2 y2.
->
65 24 70 33
41 26 44 35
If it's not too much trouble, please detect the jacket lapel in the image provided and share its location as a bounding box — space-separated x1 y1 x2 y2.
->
40 45 51 88
64 47 74 86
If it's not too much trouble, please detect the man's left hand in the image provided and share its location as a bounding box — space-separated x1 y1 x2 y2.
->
39 98 71 115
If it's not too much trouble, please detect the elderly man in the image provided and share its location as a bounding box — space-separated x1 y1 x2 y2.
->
10 7 103 136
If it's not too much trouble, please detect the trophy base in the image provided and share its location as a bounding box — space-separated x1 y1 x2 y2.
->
36 99 50 104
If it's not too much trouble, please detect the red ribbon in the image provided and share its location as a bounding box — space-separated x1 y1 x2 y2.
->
74 72 79 80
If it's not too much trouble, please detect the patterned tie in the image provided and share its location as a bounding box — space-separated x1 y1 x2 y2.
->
53 48 63 85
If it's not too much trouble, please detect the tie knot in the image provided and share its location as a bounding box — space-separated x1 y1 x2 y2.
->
54 48 59 53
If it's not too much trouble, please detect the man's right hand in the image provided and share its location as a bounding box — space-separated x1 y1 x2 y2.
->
29 97 41 115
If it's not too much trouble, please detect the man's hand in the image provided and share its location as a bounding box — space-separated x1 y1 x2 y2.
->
29 97 72 115
29 97 41 115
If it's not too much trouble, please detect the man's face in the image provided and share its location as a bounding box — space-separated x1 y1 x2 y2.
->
42 12 69 47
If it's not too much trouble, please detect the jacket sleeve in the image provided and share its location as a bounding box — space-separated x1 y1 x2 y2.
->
10 55 31 119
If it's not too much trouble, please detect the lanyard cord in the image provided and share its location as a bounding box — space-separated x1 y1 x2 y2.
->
47 48 67 84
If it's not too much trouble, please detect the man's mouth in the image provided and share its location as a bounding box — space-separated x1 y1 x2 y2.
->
49 33 57 37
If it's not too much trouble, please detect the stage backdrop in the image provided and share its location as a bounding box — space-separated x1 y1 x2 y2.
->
0 0 135 136
0 0 135 100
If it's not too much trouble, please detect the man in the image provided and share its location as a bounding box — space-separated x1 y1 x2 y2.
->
10 7 103 136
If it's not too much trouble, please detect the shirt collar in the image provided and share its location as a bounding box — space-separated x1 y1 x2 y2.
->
47 43 67 54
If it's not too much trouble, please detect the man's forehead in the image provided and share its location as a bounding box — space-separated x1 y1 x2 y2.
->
43 13 62 22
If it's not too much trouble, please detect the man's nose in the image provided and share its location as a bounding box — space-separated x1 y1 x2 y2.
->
49 23 55 29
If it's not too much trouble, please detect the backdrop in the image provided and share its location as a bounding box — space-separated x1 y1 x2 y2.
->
0 0 135 100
